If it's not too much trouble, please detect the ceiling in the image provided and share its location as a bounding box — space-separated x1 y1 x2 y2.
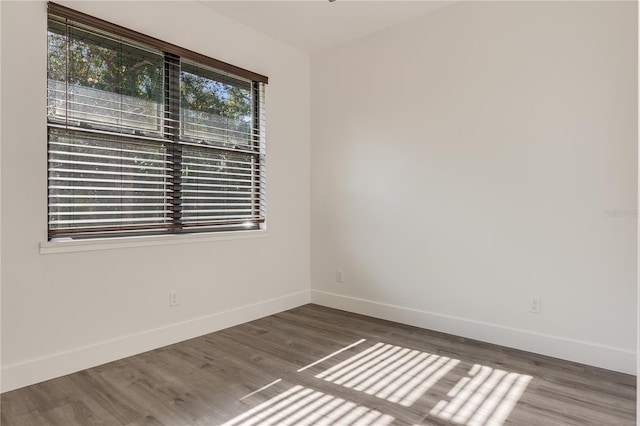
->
200 1 452 52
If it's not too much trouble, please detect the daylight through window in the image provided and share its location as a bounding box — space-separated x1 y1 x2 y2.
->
47 3 267 239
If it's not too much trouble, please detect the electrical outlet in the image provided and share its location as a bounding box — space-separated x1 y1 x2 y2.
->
336 269 344 283
529 297 541 314
169 291 179 307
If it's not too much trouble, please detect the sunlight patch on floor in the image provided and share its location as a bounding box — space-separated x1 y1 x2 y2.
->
429 364 532 425
226 341 532 426
297 339 367 373
221 385 395 426
316 342 459 406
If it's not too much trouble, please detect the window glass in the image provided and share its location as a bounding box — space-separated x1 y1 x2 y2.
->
47 8 266 240
181 61 253 148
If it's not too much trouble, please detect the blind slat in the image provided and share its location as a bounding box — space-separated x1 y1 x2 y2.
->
49 186 172 193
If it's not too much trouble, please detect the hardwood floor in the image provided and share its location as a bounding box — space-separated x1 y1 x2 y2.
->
1 304 635 425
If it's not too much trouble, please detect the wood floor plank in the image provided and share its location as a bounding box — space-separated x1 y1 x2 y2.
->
1 304 635 425
39 400 107 426
66 369 146 425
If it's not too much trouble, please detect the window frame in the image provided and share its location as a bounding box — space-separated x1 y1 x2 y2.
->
46 2 268 241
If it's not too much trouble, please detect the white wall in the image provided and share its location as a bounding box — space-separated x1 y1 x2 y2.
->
311 1 638 374
1 1 310 391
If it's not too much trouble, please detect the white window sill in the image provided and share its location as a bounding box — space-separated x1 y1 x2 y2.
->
40 230 269 254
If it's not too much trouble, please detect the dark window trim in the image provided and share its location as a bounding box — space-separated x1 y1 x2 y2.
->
48 2 269 84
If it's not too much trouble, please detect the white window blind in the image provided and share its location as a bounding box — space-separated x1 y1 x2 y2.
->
47 2 267 239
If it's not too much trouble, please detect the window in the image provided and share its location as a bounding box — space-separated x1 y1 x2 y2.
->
46 3 267 240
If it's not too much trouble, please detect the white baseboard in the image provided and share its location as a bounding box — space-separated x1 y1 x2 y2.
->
310 290 636 375
1 290 311 393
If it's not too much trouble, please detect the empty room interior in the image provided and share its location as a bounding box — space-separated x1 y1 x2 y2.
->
0 0 638 425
